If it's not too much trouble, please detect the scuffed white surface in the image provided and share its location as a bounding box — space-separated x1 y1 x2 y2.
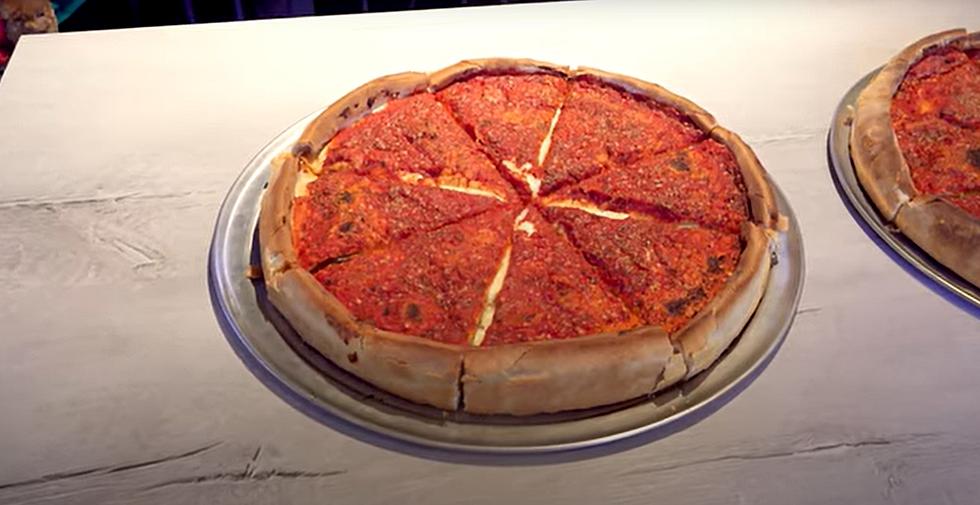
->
1 1 979 504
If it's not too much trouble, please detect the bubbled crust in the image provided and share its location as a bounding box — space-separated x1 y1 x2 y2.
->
260 59 781 415
850 29 980 287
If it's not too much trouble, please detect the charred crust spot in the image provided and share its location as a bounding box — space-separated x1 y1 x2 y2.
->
669 156 690 172
665 298 687 316
770 250 779 266
245 265 263 279
340 106 352 119
689 287 706 302
366 97 376 108
347 352 358 363
967 148 980 169
665 288 706 316
338 221 354 233
707 256 723 273
406 303 421 321
292 143 313 158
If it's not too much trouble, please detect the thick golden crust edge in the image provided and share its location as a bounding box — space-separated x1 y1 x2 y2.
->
295 72 430 160
427 58 572 91
266 268 464 410
711 127 780 229
461 326 675 415
572 66 718 133
674 222 773 378
850 28 968 220
259 154 299 278
895 197 980 286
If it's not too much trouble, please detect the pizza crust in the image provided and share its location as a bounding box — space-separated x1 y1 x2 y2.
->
461 326 675 415
895 196 980 286
427 58 571 92
850 29 980 287
673 222 772 377
259 59 781 415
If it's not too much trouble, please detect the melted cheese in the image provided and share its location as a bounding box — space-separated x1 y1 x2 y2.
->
294 170 318 197
514 207 535 236
309 143 330 175
516 220 536 237
470 246 512 347
544 199 631 220
398 172 425 184
371 102 388 114
537 104 563 167
437 184 506 201
502 160 541 198
397 172 505 201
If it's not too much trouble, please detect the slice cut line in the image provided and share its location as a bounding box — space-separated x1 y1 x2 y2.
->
314 207 516 345
541 205 742 334
546 139 749 233
292 168 505 269
538 77 704 195
435 73 568 199
317 93 518 201
480 207 641 345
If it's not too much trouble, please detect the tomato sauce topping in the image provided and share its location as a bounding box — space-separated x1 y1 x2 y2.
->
482 208 639 345
292 168 502 269
892 46 980 213
539 78 703 195
323 93 516 199
550 140 748 233
316 207 515 344
542 206 741 334
436 73 567 195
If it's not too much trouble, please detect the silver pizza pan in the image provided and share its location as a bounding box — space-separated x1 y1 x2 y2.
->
828 70 980 310
209 113 805 457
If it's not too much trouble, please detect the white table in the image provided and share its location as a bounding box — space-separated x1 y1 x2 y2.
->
2 1 979 503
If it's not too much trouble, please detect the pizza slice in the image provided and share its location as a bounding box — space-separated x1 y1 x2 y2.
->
538 77 703 195
547 140 749 233
479 207 640 345
292 167 504 269
315 206 515 345
319 93 517 200
435 73 568 198
894 117 980 195
542 205 741 334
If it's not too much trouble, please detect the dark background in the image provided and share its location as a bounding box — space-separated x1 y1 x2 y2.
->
59 0 569 32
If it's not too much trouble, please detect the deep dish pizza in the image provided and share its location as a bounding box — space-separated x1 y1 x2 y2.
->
259 59 780 416
852 29 980 286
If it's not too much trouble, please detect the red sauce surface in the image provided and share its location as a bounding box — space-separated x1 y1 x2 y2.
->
436 73 567 196
295 75 755 345
542 206 741 334
551 140 748 233
892 46 980 212
324 93 516 199
539 78 703 195
482 208 639 345
292 168 502 269
316 207 515 344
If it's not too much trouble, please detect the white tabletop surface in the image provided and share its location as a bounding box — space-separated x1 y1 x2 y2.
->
2 1 979 503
